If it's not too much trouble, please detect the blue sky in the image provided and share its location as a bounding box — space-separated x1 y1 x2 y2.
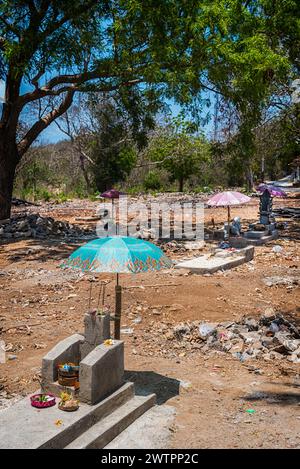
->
0 78 72 143
0 79 215 144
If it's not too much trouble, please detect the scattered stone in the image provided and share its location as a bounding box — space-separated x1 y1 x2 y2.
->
272 245 283 253
179 380 192 389
139 312 299 362
120 328 134 335
132 316 142 324
34 343 46 350
263 276 299 288
173 324 191 339
0 213 93 240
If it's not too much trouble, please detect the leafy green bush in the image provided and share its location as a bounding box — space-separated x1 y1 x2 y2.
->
143 170 162 191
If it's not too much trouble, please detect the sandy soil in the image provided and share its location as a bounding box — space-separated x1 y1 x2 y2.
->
0 194 299 448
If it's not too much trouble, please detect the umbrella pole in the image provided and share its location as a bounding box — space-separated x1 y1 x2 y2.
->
227 206 230 239
88 278 93 311
115 273 122 340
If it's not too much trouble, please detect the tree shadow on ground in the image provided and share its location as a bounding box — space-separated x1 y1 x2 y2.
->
0 238 85 263
242 387 300 406
124 370 180 405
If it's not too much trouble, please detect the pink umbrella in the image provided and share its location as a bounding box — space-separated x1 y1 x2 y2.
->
257 184 287 197
207 191 251 230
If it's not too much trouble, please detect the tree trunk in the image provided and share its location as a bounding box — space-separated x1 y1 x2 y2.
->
0 142 18 220
79 153 91 192
178 176 184 192
245 164 254 192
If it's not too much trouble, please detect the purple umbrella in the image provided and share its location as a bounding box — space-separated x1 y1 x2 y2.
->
257 184 287 197
99 189 125 235
100 189 124 199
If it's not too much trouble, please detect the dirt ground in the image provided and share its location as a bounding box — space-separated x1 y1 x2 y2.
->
0 194 299 448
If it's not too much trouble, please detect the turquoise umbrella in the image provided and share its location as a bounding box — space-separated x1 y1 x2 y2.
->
62 236 172 339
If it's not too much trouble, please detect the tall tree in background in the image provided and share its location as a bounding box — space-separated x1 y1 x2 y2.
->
206 0 298 188
89 96 138 192
146 117 210 192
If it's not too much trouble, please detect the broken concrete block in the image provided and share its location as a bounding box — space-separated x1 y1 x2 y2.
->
83 313 110 346
41 333 84 385
244 318 259 331
274 333 300 352
230 341 244 354
79 340 124 405
80 312 111 359
239 331 261 344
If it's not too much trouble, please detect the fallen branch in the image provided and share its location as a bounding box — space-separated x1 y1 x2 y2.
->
11 197 39 207
1 322 42 333
75 216 102 222
124 283 181 290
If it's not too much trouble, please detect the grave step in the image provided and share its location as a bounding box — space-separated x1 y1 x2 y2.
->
0 382 134 449
40 382 134 449
244 230 269 239
65 394 156 449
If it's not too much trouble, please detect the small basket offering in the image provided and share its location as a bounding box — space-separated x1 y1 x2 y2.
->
30 393 56 409
58 391 79 412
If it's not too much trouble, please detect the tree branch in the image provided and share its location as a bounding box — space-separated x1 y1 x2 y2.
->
0 36 6 50
55 118 96 166
19 77 142 107
18 90 75 157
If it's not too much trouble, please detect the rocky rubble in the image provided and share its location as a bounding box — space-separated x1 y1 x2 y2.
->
0 214 94 240
140 311 300 363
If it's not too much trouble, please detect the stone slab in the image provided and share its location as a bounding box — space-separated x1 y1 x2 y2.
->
175 246 254 274
230 231 278 248
105 404 175 449
83 313 110 346
244 229 269 239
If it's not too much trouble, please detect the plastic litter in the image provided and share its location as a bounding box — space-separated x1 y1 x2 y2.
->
219 241 230 249
246 409 256 414
198 323 216 339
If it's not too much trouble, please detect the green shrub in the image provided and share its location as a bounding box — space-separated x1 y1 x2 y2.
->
143 170 162 191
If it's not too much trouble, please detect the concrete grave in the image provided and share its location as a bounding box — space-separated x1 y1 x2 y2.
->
41 312 124 404
0 312 156 449
0 383 155 449
175 246 254 274
239 190 279 246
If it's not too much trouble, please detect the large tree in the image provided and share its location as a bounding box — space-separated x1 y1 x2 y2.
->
0 1 295 217
0 0 197 218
